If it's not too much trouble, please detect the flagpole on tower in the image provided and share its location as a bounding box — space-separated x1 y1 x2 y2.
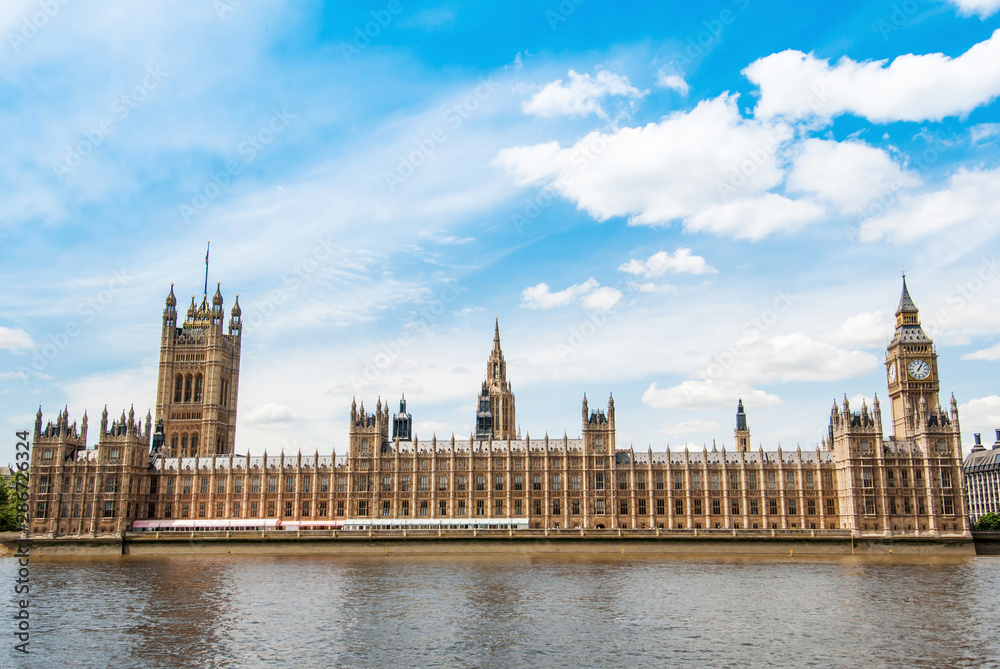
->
204 241 210 297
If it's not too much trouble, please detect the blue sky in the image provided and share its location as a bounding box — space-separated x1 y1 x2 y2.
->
2 0 1000 466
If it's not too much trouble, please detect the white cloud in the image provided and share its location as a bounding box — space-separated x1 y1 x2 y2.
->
244 403 297 425
685 193 825 240
521 70 646 119
959 396 1000 444
497 94 810 238
744 29 1000 122
619 248 716 278
659 419 720 435
971 122 1000 144
827 311 894 348
521 278 621 311
657 71 690 96
859 166 1000 243
0 326 33 351
787 139 920 214
962 341 1000 360
580 286 623 311
414 420 452 437
0 371 28 381
948 0 1000 18
642 380 782 411
721 332 880 384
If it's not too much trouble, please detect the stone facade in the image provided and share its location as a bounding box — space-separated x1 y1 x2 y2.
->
963 430 1000 524
26 278 970 537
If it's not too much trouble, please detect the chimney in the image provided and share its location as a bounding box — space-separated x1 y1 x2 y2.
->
993 429 1000 450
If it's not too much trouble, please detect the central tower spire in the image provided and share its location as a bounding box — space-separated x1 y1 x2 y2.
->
477 318 516 440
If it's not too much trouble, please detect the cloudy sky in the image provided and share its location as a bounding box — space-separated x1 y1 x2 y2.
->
2 0 1000 466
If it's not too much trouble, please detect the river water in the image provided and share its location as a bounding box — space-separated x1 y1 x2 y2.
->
2 553 998 668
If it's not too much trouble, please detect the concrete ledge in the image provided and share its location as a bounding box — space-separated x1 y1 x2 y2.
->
972 530 1000 555
2 530 978 557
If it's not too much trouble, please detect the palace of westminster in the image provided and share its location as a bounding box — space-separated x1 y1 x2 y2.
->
25 277 971 537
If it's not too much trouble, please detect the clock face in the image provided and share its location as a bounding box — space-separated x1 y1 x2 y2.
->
887 362 897 383
908 359 931 380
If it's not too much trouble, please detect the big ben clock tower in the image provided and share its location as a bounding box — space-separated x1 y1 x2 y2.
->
886 275 939 440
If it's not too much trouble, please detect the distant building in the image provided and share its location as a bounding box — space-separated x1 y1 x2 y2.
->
26 277 969 538
963 430 1000 524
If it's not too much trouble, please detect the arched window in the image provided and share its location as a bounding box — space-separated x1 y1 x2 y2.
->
222 379 228 406
190 433 199 453
181 433 188 457
174 375 183 402
170 434 179 455
194 374 203 403
184 374 193 402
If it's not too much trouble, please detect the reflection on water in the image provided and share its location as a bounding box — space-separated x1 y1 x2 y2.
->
3 554 999 668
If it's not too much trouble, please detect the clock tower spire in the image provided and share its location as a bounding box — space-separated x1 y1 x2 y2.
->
886 275 939 440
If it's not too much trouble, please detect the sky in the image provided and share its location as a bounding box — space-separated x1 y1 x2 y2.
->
2 0 1000 467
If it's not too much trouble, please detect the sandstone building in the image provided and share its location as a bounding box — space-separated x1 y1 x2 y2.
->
26 278 969 537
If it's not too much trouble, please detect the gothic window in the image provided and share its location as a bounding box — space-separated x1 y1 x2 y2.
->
732 499 740 515
693 499 703 515
785 472 796 490
805 472 815 490
656 473 664 490
383 476 392 492
456 500 466 516
730 471 739 490
807 499 816 515
711 498 721 515
825 498 835 516
750 499 759 515
171 434 178 454
217 478 226 495
768 498 778 515
675 498 684 515
233 477 242 494
787 498 797 515
674 472 683 490
190 433 198 453
552 499 561 515
182 477 192 495
194 374 203 402
303 476 311 493
823 471 833 489
496 499 505 515
184 374 193 402
268 476 277 493
494 474 503 491
181 434 188 456
200 477 209 494
174 375 183 402
571 474 580 491
656 499 665 514
595 473 604 491
711 472 720 490
285 477 294 494
552 474 561 491
692 472 702 490
619 473 628 490
941 469 953 488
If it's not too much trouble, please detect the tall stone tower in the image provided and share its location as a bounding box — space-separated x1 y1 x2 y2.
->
886 276 940 441
155 282 242 458
479 318 515 440
735 398 750 452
